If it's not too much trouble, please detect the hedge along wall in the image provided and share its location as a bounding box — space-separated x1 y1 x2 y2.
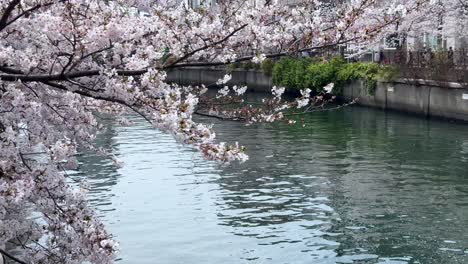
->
270 56 398 95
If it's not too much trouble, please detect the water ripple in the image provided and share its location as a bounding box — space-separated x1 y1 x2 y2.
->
73 106 468 264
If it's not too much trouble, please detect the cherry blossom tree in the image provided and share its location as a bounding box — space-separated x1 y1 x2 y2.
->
0 0 437 263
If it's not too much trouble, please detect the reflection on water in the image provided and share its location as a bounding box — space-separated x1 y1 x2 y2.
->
69 121 121 216
76 105 468 264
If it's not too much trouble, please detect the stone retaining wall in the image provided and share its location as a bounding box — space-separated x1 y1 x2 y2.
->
344 80 468 121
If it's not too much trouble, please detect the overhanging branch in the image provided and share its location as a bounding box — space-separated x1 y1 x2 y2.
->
0 39 351 82
0 248 28 264
0 69 148 82
0 0 21 31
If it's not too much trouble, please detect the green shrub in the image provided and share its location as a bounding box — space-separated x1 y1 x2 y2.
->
377 65 400 81
336 63 360 83
329 56 346 68
304 63 331 91
272 57 329 90
338 63 379 81
336 62 380 95
271 56 398 95
272 58 285 85
293 58 313 89
261 58 275 76
272 57 295 88
227 63 238 72
304 58 346 92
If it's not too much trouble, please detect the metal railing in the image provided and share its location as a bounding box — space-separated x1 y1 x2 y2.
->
380 49 468 83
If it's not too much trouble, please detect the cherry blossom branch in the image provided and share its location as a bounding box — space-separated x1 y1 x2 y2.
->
0 248 28 264
67 42 114 73
165 24 248 67
0 68 150 82
3 1 59 29
0 38 349 83
194 110 246 121
283 100 358 117
0 1 420 83
0 0 21 31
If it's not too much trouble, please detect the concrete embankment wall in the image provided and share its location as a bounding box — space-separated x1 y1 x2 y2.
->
166 67 468 122
343 80 468 121
166 67 273 93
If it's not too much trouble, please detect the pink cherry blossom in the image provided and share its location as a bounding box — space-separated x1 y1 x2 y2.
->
0 0 454 263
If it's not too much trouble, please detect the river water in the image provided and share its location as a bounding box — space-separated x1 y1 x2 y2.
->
73 105 468 264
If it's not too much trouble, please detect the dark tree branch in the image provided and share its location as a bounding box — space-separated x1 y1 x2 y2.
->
67 42 114 73
4 1 58 29
0 37 354 82
164 23 248 68
0 248 28 264
194 111 246 121
0 69 148 82
0 0 21 31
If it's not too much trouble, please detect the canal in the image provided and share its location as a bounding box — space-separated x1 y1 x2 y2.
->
73 105 468 264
